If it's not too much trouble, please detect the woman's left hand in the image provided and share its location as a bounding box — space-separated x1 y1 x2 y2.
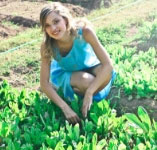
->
81 92 93 118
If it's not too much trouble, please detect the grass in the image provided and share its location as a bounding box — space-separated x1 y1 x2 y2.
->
87 0 137 21
1 21 20 30
0 25 42 89
0 27 42 52
88 0 157 28
0 38 41 89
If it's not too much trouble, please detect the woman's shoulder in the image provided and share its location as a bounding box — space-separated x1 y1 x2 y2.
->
82 26 93 36
74 18 93 35
75 25 93 37
82 26 97 43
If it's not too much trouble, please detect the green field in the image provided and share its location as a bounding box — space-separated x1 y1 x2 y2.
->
0 0 157 149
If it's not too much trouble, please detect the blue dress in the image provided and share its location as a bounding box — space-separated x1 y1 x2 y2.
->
50 28 116 102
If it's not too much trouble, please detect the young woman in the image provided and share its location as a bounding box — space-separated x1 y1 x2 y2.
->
40 2 116 124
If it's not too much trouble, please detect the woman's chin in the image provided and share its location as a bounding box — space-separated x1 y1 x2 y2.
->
50 34 62 40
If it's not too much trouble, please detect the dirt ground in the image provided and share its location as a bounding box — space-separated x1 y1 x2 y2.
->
0 0 88 40
0 0 157 121
107 86 157 121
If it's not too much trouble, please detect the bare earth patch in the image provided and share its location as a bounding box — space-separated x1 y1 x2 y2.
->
0 0 88 39
0 66 30 88
108 86 157 121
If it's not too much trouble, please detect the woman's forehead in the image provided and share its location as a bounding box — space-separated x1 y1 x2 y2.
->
45 12 62 24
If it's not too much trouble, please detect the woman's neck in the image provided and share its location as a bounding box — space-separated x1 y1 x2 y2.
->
55 31 74 56
57 31 72 45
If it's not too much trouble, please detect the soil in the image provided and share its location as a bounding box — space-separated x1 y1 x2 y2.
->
107 86 157 121
0 0 88 40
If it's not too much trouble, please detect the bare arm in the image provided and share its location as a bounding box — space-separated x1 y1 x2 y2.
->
81 27 113 117
40 47 67 109
83 27 113 95
40 44 80 123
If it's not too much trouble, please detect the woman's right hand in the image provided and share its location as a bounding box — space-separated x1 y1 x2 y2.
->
62 105 80 124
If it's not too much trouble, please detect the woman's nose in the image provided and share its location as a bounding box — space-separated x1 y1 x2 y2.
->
50 25 56 31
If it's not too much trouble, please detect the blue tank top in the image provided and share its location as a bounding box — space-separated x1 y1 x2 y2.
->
53 28 100 71
50 28 116 101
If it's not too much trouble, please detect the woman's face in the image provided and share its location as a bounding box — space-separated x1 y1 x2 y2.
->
45 11 67 40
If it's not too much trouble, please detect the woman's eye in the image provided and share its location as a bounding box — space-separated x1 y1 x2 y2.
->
54 20 59 25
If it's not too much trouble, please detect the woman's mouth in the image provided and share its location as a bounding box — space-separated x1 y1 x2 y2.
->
52 30 60 35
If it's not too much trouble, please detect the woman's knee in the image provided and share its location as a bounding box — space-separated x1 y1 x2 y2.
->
71 72 95 94
79 72 95 93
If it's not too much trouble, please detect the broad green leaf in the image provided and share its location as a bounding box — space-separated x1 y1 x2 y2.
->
136 138 141 145
8 140 16 150
137 143 146 150
55 141 64 150
118 143 126 150
83 143 90 150
97 116 103 127
84 120 94 133
153 119 157 131
21 143 33 150
90 113 98 124
146 141 151 149
138 106 152 130
1 122 11 137
13 141 21 150
108 139 118 149
79 135 86 144
67 145 72 150
77 142 83 150
46 137 57 148
24 133 31 143
96 139 107 149
70 99 79 115
19 90 26 99
41 143 48 150
125 113 148 132
92 133 97 150
65 121 73 140
73 123 80 142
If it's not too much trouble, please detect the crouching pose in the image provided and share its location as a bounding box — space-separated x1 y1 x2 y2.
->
39 2 116 124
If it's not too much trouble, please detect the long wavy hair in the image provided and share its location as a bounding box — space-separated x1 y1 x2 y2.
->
40 2 89 60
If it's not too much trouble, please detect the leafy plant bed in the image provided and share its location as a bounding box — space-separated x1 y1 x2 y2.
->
0 1 157 149
107 86 157 121
0 81 157 150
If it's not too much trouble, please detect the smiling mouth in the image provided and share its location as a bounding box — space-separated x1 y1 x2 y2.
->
52 30 60 35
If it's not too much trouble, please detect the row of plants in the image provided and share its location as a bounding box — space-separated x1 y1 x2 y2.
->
0 81 157 149
97 19 157 99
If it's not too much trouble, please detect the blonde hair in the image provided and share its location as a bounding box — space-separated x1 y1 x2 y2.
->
40 2 90 60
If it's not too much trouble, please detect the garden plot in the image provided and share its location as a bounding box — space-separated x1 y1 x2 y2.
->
0 0 157 149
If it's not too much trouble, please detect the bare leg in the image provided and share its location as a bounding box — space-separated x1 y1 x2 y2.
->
87 64 112 93
71 64 112 95
70 71 95 95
